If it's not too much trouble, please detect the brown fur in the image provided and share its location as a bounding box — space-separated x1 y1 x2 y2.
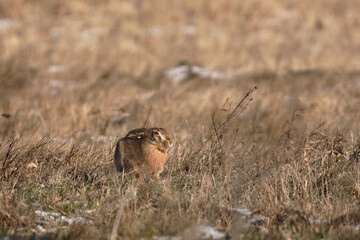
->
114 127 173 180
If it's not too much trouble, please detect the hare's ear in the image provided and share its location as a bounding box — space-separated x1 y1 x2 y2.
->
126 130 145 139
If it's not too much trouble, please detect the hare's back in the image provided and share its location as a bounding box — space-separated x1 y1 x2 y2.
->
114 138 144 172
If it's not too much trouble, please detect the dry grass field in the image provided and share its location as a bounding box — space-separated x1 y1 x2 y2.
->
1 0 360 239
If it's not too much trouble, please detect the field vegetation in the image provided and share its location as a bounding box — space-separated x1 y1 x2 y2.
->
1 0 360 239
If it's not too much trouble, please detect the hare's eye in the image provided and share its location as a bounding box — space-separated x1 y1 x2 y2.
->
153 131 159 135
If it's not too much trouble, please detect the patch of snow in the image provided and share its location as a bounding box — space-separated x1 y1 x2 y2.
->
84 209 96 214
191 66 229 80
164 65 230 83
35 210 61 218
34 225 47 233
48 65 66 73
248 215 267 226
0 18 15 30
16 227 26 232
227 207 252 216
308 217 327 225
183 25 196 35
60 216 86 225
228 206 267 228
145 225 226 239
183 225 225 239
196 226 225 239
33 210 93 233
49 79 81 91
164 65 191 83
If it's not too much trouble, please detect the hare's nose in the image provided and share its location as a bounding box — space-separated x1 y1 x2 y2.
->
166 142 173 149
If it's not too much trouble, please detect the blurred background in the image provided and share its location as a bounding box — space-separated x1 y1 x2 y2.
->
0 0 360 138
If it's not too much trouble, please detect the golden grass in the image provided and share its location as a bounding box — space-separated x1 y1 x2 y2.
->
1 0 360 239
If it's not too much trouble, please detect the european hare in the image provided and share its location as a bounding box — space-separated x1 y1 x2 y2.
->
114 128 173 180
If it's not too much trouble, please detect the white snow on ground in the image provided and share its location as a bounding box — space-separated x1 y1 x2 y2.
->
146 225 225 240
227 207 267 228
35 210 61 218
48 65 66 74
84 209 96 214
32 210 93 234
308 217 327 225
59 215 86 225
35 210 90 224
182 225 226 240
182 25 196 35
248 215 267 226
228 206 329 229
34 225 47 233
227 207 252 216
164 65 231 83
0 18 15 30
164 65 190 83
196 225 225 239
191 66 229 80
